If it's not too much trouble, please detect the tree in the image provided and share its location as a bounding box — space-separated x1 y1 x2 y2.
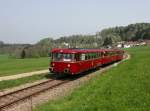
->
103 36 113 46
21 49 26 59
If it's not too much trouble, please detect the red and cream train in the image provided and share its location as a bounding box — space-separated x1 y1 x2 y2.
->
49 48 124 75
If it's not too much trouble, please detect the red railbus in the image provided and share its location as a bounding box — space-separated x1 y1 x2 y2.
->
49 48 124 75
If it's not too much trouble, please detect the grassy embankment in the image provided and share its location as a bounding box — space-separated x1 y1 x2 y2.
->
34 46 150 111
0 55 49 77
0 73 50 90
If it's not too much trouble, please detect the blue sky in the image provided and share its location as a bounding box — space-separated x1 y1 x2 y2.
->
0 0 150 44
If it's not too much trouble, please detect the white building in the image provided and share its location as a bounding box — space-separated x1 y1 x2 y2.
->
124 44 131 48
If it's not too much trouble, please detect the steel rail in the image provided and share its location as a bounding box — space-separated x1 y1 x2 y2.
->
0 79 69 110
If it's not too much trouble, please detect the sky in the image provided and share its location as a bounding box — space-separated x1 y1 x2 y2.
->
0 0 150 44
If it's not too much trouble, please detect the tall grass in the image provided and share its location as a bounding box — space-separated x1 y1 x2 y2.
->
34 46 150 111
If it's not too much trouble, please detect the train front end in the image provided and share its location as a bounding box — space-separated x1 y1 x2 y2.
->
49 49 78 75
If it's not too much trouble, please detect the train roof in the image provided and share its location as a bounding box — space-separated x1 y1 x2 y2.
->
51 48 123 54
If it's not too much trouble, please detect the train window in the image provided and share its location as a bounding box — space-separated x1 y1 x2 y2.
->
89 54 91 59
100 52 102 57
92 53 94 58
63 54 74 61
94 53 97 58
110 52 112 56
75 54 80 61
85 54 88 60
107 52 109 56
103 52 107 56
111 52 113 55
89 53 92 59
52 53 63 61
113 52 115 55
109 52 111 56
52 53 75 62
97 52 100 58
80 54 86 60
96 53 98 58
90 53 93 59
101 52 104 57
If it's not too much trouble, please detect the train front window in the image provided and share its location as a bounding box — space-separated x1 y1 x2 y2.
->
52 53 75 62
52 53 63 61
63 54 72 61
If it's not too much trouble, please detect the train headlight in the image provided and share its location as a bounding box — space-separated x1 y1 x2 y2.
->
67 64 70 67
52 63 55 67
64 68 69 73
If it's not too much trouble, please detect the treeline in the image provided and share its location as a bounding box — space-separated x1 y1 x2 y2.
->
0 23 150 58
0 43 31 58
14 35 102 58
100 23 150 45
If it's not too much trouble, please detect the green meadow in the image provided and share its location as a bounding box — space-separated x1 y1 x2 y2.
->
0 55 49 76
34 46 150 111
0 73 49 90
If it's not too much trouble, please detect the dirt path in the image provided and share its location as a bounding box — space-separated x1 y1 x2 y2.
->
0 69 49 82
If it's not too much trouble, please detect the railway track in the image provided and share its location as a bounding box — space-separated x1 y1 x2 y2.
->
0 54 129 111
0 78 70 110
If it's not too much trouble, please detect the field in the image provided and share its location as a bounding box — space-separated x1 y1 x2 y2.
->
0 73 50 90
34 46 150 111
0 55 49 76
